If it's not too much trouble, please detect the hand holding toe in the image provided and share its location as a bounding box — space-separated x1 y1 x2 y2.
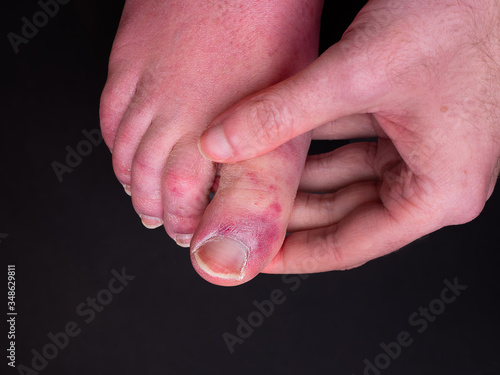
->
199 0 500 274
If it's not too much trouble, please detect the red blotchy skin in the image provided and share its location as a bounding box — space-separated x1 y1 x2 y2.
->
170 186 182 196
270 202 282 214
191 136 312 286
191 202 284 286
246 172 259 184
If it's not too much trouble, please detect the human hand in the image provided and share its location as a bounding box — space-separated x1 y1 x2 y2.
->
198 0 500 273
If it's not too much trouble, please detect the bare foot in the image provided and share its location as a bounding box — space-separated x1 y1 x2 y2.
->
100 0 322 284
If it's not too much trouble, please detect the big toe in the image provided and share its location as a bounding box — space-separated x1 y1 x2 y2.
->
190 134 310 286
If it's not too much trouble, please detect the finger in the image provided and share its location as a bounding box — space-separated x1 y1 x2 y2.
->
190 134 310 286
299 142 378 192
198 44 387 163
287 182 379 232
263 201 438 274
311 114 377 140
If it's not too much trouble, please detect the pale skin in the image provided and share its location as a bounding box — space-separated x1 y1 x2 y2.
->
199 0 500 274
100 0 323 285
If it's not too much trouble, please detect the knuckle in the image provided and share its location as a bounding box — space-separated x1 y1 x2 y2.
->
362 142 378 169
448 193 486 225
297 227 344 272
248 96 291 146
324 229 347 269
437 178 488 225
323 193 339 224
315 152 334 173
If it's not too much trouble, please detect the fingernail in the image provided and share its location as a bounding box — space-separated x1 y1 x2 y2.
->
122 184 131 196
193 236 248 280
199 126 233 161
140 214 163 229
175 234 193 248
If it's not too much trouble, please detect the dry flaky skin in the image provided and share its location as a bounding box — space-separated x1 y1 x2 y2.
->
100 0 324 285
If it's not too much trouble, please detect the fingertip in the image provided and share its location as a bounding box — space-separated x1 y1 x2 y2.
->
198 125 234 162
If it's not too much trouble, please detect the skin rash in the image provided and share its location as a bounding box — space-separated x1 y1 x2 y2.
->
190 136 309 286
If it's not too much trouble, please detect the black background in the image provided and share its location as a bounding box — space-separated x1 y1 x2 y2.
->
1 1 499 374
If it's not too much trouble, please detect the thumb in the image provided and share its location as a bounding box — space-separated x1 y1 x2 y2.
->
198 46 383 163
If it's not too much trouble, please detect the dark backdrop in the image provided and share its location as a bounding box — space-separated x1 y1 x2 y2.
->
1 1 499 374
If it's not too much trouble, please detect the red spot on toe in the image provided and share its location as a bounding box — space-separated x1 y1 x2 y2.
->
247 172 259 183
269 202 282 214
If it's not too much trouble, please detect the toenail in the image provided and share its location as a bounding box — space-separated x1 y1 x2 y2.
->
192 236 248 280
140 214 163 229
175 234 193 248
122 184 131 196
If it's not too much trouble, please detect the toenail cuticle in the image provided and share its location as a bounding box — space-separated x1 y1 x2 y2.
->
140 214 163 229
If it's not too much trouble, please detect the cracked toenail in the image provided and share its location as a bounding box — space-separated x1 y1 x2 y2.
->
140 215 163 229
175 234 193 248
